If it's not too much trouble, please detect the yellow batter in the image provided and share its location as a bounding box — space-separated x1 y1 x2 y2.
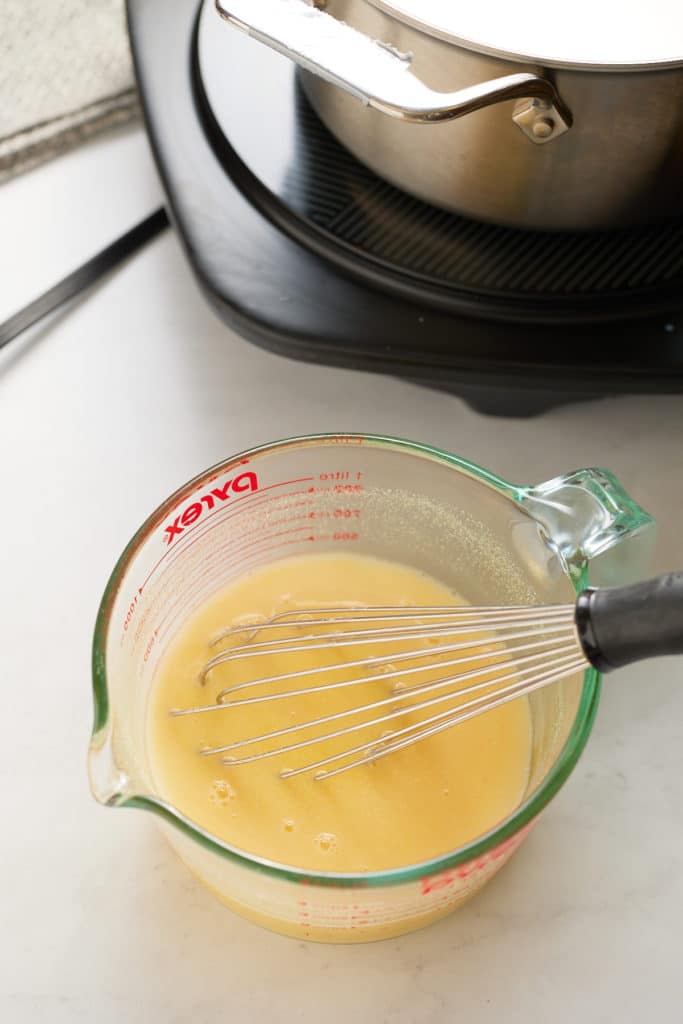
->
147 553 532 872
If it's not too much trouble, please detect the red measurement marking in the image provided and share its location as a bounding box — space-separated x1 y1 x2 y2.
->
122 592 140 632
421 871 456 896
151 491 314 590
163 471 260 546
143 629 158 663
157 477 314 554
215 525 314 561
214 533 319 579
155 530 314 634
156 535 314 639
155 542 316 645
167 518 307 590
145 492 319 605
138 479 314 593
155 536 318 639
260 512 311 530
421 824 534 896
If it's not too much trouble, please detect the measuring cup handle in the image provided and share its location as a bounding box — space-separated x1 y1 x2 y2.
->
518 467 655 581
576 571 683 671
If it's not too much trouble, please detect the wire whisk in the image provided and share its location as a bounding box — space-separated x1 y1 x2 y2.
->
171 572 683 780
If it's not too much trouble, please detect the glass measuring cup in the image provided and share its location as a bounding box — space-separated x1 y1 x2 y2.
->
89 434 654 942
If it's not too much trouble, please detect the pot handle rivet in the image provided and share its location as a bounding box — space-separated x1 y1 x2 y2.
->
512 97 570 144
533 117 556 139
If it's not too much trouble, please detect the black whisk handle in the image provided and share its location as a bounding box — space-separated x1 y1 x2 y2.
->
575 572 683 672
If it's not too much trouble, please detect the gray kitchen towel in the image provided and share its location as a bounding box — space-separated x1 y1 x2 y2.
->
0 0 139 182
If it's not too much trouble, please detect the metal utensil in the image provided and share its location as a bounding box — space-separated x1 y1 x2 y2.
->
215 0 683 229
171 571 683 780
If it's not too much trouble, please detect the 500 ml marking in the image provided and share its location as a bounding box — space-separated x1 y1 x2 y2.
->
143 630 158 663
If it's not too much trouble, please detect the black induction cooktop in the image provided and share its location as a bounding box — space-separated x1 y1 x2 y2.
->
127 0 683 414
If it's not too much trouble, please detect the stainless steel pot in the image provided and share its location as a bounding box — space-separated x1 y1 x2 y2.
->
216 0 683 231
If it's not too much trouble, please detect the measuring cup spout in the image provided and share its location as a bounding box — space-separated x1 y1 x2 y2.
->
88 720 130 807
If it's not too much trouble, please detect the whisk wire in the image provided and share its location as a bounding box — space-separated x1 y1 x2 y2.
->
203 608 574 673
310 657 587 781
198 641 578 759
214 648 582 770
171 603 586 779
208 603 572 647
202 624 576 701
172 630 577 717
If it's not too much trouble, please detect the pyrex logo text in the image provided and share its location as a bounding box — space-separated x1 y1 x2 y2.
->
163 471 258 545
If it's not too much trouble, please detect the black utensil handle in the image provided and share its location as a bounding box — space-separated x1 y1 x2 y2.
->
0 206 169 351
576 572 683 672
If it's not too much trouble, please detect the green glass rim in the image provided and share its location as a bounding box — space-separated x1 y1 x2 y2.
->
91 432 602 889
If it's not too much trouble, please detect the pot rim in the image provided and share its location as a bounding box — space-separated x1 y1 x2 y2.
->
366 0 683 72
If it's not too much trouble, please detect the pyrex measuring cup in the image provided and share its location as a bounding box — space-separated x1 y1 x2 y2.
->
89 434 654 942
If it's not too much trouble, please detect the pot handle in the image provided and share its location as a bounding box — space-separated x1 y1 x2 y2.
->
215 0 572 144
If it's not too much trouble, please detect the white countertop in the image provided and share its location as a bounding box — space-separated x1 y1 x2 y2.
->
1 126 683 1024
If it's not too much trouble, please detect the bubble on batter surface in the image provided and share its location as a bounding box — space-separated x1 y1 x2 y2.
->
209 779 236 805
314 832 338 853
